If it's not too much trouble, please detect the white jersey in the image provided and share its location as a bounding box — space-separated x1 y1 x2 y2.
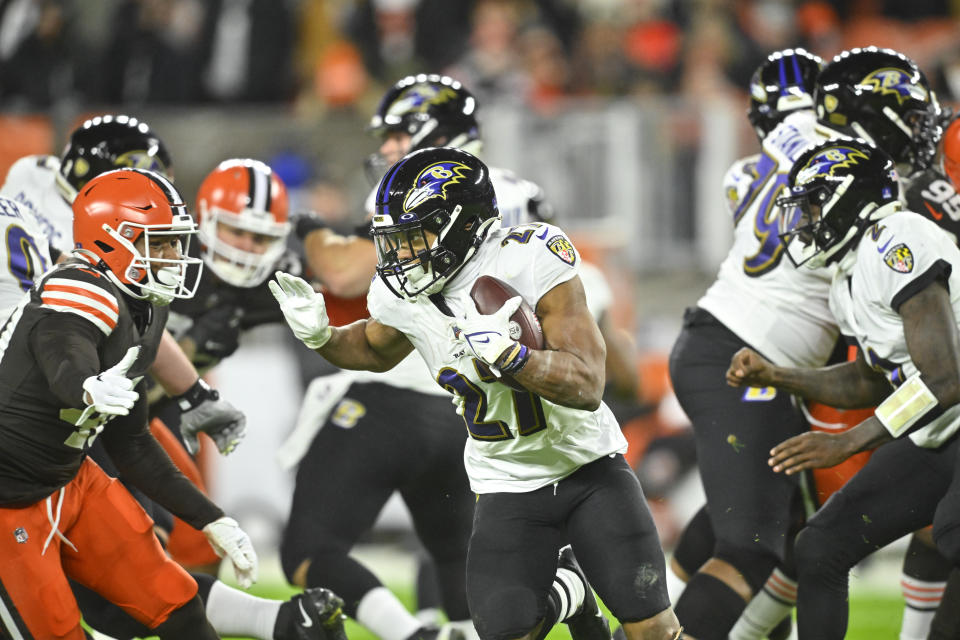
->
368 222 627 494
0 196 53 322
830 211 960 448
0 155 74 257
697 111 839 367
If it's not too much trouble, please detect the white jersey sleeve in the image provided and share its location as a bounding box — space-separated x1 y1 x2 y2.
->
831 211 960 447
368 223 626 494
721 154 760 221
0 155 74 256
0 196 53 324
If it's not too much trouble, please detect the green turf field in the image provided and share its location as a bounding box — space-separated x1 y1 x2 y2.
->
99 549 908 640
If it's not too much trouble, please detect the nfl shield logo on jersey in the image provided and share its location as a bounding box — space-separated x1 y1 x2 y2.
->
883 243 914 273
13 527 28 543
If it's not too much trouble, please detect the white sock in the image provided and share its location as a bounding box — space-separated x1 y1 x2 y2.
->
552 567 586 622
356 586 424 640
900 574 945 640
205 579 281 638
415 607 444 627
729 568 796 640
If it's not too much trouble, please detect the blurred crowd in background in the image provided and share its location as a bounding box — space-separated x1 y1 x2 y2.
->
2 0 960 114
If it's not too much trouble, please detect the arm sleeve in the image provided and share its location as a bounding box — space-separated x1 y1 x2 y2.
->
101 384 224 530
30 311 104 407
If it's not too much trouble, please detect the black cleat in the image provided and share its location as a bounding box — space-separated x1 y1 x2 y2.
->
275 587 348 640
559 546 611 640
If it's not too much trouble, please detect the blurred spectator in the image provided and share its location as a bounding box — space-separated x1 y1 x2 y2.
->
445 0 531 106
98 0 203 105
517 24 572 112
196 0 297 103
345 0 473 84
0 0 87 108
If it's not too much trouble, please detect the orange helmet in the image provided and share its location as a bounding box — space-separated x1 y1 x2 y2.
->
943 117 960 190
196 159 290 288
72 168 203 305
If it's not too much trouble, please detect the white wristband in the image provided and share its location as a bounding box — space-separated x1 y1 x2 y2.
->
875 372 939 437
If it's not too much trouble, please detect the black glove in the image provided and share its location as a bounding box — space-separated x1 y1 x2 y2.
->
185 305 243 362
176 379 247 456
292 210 330 241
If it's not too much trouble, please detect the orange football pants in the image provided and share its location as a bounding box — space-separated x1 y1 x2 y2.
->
0 458 197 639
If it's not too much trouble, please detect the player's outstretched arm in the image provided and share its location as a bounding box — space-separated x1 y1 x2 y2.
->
515 276 607 410
769 279 960 476
727 346 890 409
271 271 413 371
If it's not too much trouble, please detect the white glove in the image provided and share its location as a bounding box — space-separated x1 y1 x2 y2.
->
202 516 258 589
268 271 332 349
177 379 246 456
78 346 141 424
454 295 523 368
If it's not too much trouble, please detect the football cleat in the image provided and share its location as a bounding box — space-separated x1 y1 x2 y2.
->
559 546 611 640
274 587 348 640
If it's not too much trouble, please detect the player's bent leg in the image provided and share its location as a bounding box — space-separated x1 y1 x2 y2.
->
150 594 217 639
62 461 203 631
467 490 564 640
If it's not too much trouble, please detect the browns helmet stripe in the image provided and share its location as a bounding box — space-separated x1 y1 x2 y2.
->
246 163 273 213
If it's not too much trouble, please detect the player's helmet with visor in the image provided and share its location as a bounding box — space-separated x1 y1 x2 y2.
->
72 168 202 305
815 47 942 173
371 147 499 299
777 138 900 269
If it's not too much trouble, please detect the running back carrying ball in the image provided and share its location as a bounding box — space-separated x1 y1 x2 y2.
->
469 275 544 390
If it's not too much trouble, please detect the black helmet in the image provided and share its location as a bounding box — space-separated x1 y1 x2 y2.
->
369 74 480 151
815 47 942 172
371 147 499 299
56 114 172 203
747 48 823 141
777 137 900 269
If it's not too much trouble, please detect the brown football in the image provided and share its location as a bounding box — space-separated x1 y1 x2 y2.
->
469 275 544 391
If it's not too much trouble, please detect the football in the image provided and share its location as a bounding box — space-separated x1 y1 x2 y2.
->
469 275 544 391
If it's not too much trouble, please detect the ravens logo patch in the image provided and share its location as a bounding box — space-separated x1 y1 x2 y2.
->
883 243 914 273
547 235 576 266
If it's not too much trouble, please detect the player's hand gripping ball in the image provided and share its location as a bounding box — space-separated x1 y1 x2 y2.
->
466 276 544 390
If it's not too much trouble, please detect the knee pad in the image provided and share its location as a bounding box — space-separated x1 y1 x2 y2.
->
471 586 541 640
674 573 746 640
672 506 714 577
793 524 855 592
714 543 778 593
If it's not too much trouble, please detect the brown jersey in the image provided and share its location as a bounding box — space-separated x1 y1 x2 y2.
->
0 259 166 506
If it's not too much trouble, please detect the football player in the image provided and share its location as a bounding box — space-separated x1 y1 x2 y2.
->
0 168 258 639
0 113 247 456
728 137 960 640
283 73 607 640
272 146 683 640
668 47 947 639
0 125 346 640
